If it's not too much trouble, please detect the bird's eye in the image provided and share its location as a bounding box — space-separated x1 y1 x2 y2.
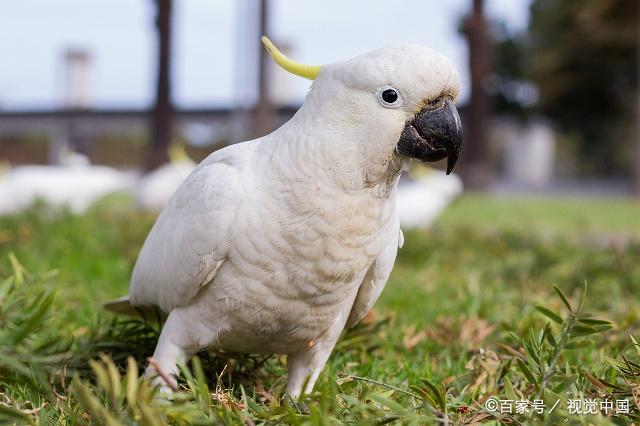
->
382 89 398 103
376 86 403 108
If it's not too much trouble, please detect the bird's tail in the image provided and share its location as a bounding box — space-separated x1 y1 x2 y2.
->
103 296 167 322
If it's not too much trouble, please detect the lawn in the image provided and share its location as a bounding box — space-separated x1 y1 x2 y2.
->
1 195 639 424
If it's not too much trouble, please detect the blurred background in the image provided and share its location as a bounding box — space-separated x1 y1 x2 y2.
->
2 4 640 421
0 0 638 212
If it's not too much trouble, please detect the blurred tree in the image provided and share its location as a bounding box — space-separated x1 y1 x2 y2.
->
635 12 640 197
529 0 638 177
487 24 534 118
490 0 639 179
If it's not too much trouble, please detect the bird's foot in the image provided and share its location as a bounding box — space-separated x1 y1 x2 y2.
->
282 394 310 415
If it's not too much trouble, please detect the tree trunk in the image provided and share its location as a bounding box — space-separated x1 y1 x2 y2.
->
461 0 491 190
147 0 174 171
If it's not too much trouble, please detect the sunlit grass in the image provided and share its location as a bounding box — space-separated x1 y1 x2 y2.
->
440 194 640 236
0 195 639 424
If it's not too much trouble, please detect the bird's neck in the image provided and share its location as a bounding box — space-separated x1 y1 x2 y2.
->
269 105 408 197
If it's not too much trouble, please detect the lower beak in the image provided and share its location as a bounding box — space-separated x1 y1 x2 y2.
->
395 98 463 174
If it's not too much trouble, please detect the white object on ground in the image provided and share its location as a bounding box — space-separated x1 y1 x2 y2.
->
397 171 463 228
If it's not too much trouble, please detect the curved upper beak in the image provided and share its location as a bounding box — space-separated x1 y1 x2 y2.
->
395 98 463 174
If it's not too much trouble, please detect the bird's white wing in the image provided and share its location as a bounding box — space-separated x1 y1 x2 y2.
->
346 229 400 328
129 145 248 313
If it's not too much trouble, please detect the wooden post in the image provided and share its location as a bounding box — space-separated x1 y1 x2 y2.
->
147 0 174 171
251 0 274 139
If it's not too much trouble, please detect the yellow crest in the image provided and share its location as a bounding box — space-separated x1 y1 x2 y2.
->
261 36 321 80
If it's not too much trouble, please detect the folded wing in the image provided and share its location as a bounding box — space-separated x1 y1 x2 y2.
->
130 147 247 313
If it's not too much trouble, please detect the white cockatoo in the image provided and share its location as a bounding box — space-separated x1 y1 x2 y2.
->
107 37 462 398
397 168 463 228
135 143 196 211
0 153 135 215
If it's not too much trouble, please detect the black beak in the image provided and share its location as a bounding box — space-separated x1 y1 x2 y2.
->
395 98 463 174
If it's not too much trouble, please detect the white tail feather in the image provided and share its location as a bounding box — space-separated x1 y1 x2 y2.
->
103 296 166 321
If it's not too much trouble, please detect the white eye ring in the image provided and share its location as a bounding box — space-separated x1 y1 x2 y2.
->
376 86 403 108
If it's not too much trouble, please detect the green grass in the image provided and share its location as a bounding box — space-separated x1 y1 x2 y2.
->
440 194 640 236
0 195 639 424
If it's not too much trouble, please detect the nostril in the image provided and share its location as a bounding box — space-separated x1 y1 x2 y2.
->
426 95 446 110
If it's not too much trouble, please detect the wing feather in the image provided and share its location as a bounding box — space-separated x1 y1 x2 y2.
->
346 228 400 328
129 145 249 312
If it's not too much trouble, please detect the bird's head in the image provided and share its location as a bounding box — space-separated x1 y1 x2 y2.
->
263 37 463 179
